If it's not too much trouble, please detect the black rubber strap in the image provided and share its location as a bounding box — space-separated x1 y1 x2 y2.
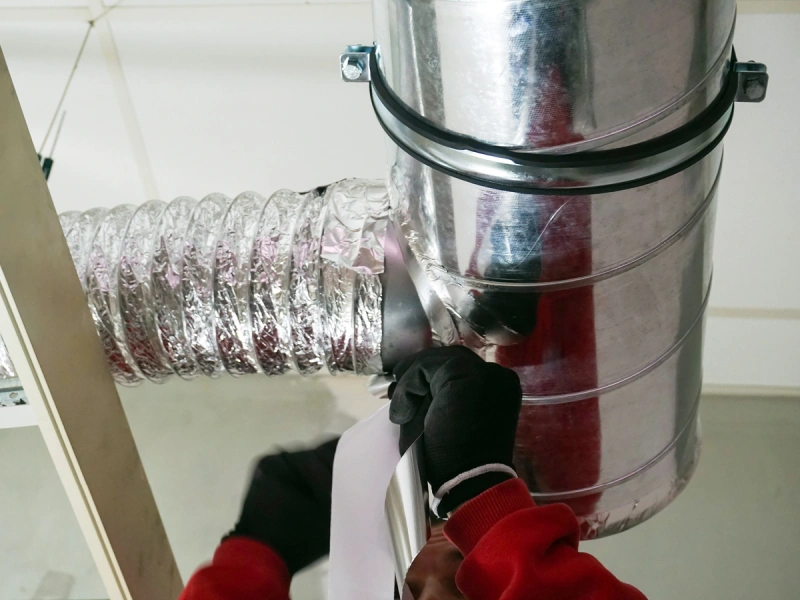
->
369 49 738 195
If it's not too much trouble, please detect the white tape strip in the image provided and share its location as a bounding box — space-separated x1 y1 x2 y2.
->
328 402 402 600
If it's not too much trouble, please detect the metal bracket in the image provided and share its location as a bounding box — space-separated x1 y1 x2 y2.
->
735 61 769 103
340 45 374 83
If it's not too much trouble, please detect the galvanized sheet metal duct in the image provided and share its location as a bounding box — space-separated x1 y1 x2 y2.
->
365 0 764 537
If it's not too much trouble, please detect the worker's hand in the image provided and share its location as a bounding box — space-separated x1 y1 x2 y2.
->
389 346 522 516
228 437 338 575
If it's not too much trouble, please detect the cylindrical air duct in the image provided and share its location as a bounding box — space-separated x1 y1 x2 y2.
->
366 0 766 537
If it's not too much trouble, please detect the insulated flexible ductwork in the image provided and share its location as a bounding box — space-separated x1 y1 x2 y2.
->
0 180 391 383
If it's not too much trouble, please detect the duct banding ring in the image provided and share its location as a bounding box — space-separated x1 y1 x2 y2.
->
368 49 764 196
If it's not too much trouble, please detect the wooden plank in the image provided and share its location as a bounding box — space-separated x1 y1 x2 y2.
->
0 48 182 600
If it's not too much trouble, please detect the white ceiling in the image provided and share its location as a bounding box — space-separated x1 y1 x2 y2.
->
0 1 798 388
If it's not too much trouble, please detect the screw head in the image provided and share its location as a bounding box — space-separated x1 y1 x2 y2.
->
342 57 363 81
744 78 765 101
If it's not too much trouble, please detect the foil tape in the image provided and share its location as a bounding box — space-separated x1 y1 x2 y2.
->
86 205 143 385
152 196 199 379
214 191 267 376
184 193 230 378
119 200 174 382
251 190 308 376
289 191 328 375
321 179 390 275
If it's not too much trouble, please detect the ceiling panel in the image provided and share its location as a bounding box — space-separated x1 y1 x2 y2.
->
108 3 384 201
0 1 85 6
0 20 145 211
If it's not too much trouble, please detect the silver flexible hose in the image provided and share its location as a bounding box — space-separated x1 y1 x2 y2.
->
0 180 388 385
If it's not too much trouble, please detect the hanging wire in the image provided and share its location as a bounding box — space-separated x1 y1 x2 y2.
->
37 0 128 156
37 24 91 155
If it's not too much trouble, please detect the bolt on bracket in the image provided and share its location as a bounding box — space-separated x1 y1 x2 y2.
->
734 61 769 103
340 45 374 83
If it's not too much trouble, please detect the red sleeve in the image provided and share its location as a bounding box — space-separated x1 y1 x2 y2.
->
444 479 647 600
179 537 291 600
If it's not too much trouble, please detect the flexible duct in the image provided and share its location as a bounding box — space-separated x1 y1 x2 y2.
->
0 180 389 383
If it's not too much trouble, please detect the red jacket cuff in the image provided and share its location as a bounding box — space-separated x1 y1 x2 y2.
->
444 478 535 555
213 537 291 587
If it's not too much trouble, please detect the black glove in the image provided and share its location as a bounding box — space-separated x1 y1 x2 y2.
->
228 437 339 574
389 346 522 516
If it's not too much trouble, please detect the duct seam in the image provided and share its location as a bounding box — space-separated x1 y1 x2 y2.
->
418 161 722 294
527 390 702 501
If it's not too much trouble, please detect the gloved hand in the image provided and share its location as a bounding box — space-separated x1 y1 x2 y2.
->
389 346 522 516
228 437 338 575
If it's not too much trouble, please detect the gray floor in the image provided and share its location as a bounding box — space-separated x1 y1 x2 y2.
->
0 376 798 599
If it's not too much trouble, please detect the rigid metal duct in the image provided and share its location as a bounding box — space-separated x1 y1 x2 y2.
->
360 0 767 540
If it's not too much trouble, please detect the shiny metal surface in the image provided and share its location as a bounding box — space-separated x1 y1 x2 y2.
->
385 440 429 591
215 191 268 376
119 200 174 383
86 205 143 385
373 89 732 191
376 0 737 537
380 222 432 370
3 181 389 385
386 140 720 535
373 0 735 153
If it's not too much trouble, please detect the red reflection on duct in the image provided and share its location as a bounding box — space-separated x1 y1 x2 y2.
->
471 65 601 521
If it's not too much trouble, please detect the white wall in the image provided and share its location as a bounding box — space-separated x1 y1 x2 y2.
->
0 4 797 390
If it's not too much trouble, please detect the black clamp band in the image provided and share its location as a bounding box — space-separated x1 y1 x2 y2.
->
369 49 742 196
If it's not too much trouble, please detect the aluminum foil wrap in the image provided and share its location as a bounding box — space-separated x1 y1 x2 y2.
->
321 179 389 275
251 190 308 376
353 273 383 375
119 200 173 383
289 191 328 375
183 193 231 378
86 205 143 385
152 196 198 379
215 192 267 376
320 262 356 374
0 180 389 385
